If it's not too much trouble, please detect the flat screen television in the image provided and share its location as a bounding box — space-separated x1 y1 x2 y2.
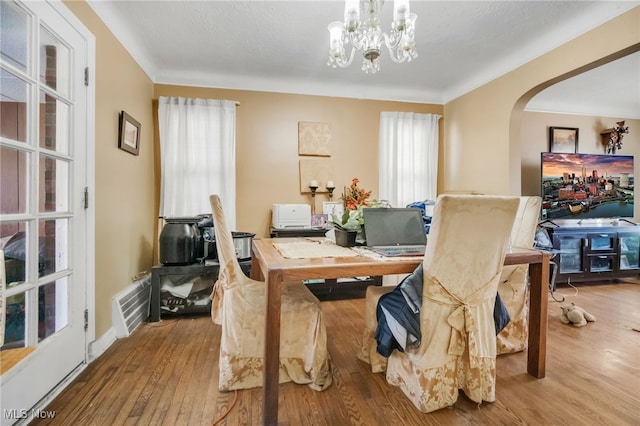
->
541 152 634 220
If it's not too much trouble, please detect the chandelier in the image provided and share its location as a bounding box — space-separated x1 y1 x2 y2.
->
327 0 418 74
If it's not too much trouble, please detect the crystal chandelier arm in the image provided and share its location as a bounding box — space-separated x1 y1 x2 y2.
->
384 12 417 63
341 46 357 67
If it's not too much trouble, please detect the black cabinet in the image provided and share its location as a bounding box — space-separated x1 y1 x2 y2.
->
270 227 329 238
544 221 640 284
150 260 251 322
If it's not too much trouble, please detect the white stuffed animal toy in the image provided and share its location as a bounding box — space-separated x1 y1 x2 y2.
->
560 303 596 327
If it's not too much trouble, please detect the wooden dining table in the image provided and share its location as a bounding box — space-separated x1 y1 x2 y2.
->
251 238 550 425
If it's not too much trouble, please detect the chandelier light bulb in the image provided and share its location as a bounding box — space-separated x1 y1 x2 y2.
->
327 0 418 74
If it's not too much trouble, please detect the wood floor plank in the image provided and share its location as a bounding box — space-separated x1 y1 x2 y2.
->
31 280 640 426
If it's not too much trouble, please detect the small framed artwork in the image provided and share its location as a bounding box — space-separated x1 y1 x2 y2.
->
549 127 578 153
323 201 344 222
311 214 328 228
118 111 141 155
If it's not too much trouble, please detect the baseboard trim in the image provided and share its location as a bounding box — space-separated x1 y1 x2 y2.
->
88 327 117 362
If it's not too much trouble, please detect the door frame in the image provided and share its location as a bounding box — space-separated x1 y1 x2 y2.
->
0 0 96 419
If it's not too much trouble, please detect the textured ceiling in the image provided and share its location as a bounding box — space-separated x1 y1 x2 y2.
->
88 1 640 118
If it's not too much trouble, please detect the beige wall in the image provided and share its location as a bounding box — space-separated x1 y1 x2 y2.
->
63 0 638 342
153 86 442 237
443 7 640 197
64 1 156 338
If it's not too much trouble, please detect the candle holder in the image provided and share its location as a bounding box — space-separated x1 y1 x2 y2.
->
309 184 318 214
327 185 335 200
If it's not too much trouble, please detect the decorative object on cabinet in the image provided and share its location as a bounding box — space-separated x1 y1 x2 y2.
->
118 110 141 155
600 121 629 154
541 221 640 284
549 126 578 153
298 121 331 156
311 214 328 228
323 201 344 221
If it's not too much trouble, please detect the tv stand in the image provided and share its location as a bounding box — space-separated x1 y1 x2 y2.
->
541 220 640 284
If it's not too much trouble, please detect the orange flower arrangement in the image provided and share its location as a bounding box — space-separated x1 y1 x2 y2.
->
342 177 372 210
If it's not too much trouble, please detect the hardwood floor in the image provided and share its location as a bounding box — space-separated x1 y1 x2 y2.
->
33 280 640 425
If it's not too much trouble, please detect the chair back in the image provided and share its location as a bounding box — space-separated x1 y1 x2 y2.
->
423 194 519 298
209 195 241 275
509 196 542 249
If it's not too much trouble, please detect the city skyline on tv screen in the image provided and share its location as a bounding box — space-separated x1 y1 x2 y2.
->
541 152 634 220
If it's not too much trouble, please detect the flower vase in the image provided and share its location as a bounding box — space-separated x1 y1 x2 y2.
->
334 229 357 247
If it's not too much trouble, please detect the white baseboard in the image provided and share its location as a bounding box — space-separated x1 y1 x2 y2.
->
88 327 117 362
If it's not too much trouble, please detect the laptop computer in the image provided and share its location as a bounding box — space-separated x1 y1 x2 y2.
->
362 208 427 257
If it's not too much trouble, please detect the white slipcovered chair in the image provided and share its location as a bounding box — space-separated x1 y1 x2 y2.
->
496 196 542 354
360 194 519 412
209 195 332 391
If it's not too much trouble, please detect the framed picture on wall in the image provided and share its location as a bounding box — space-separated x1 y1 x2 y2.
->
118 111 141 155
549 127 579 153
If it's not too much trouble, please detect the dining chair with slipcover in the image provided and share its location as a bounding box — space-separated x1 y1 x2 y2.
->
209 195 332 391
496 196 542 355
360 194 519 412
357 195 543 369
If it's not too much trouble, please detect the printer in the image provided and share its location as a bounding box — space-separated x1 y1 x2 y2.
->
272 204 311 229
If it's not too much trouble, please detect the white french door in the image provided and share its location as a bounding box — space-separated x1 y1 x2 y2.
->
0 1 94 423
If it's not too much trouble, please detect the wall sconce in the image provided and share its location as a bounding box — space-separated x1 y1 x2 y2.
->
309 180 318 213
326 180 335 200
309 180 319 197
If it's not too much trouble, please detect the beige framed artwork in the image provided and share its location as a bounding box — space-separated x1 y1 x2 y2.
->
298 121 331 156
549 127 578 153
119 111 141 155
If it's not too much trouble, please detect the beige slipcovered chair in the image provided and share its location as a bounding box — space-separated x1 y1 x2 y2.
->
496 196 542 354
209 195 332 391
361 194 519 412
357 284 394 372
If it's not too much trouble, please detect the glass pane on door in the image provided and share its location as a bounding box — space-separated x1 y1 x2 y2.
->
0 69 29 143
39 26 70 97
39 154 69 212
0 1 29 72
38 277 68 341
38 218 68 277
0 146 29 215
39 90 70 153
1 221 28 286
2 292 26 349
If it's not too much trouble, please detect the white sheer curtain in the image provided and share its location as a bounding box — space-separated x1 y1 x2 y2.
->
158 97 237 227
379 112 441 208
